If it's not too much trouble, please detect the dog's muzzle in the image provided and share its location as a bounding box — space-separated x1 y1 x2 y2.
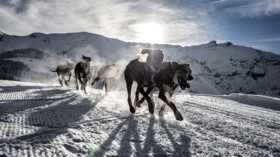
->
178 77 190 90
188 75 193 81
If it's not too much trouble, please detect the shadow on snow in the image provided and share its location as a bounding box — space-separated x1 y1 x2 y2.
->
96 115 191 157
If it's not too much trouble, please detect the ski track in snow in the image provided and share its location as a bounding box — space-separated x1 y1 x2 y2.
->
0 80 280 157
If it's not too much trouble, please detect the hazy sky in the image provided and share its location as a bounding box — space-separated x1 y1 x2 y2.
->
0 0 280 54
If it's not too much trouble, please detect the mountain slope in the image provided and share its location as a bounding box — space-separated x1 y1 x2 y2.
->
0 80 279 156
0 32 280 97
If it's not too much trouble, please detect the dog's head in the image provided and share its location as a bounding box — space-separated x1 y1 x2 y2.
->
66 60 74 70
141 49 164 63
171 62 193 90
81 55 92 62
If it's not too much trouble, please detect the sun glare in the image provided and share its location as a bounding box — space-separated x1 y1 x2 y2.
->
134 22 164 44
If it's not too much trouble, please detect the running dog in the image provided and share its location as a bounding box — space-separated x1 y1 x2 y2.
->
75 55 92 94
124 49 165 115
124 60 193 121
135 62 193 121
91 64 122 94
50 61 74 86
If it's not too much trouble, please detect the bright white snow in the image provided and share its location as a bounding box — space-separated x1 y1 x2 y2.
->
0 80 279 156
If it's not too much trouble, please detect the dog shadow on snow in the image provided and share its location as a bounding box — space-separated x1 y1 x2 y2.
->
0 85 74 117
96 115 192 157
7 85 191 156
0 85 40 94
16 90 104 146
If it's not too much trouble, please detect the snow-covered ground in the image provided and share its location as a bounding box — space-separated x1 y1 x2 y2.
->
0 80 279 156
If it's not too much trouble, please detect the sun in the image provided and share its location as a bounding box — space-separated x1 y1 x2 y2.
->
134 22 164 44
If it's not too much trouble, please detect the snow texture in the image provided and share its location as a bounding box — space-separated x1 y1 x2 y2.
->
0 80 280 156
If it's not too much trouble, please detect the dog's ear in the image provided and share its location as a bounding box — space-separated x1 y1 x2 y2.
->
67 60 72 66
141 49 149 54
184 63 190 66
141 49 155 55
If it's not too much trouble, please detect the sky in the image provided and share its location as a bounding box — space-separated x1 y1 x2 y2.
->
0 0 280 54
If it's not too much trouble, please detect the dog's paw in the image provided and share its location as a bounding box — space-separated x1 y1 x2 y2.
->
130 107 135 113
135 101 141 108
149 109 154 115
175 110 183 121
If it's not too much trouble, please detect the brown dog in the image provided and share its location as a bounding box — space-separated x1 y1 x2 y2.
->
91 64 122 94
50 61 74 86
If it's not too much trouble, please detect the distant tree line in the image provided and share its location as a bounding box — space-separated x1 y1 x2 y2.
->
0 48 50 60
0 48 46 80
0 60 30 80
0 48 60 81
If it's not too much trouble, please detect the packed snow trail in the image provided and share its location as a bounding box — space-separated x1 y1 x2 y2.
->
0 80 279 156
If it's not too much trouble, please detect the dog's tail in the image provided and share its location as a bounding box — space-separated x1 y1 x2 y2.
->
49 69 57 72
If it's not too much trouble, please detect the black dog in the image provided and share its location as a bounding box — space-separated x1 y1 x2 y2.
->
125 49 165 114
124 60 193 121
136 62 193 121
75 55 92 94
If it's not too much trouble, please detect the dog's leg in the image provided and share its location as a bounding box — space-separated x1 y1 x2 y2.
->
111 78 115 89
159 91 172 117
92 70 102 86
58 74 63 86
137 86 154 114
63 76 69 86
158 91 183 121
159 103 166 117
125 76 135 113
101 80 108 95
91 77 99 86
126 82 135 113
104 79 109 95
149 87 157 112
68 73 71 82
159 91 174 116
75 72 79 90
136 86 155 107
78 74 83 90
83 78 88 94
134 90 140 108
107 78 114 92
